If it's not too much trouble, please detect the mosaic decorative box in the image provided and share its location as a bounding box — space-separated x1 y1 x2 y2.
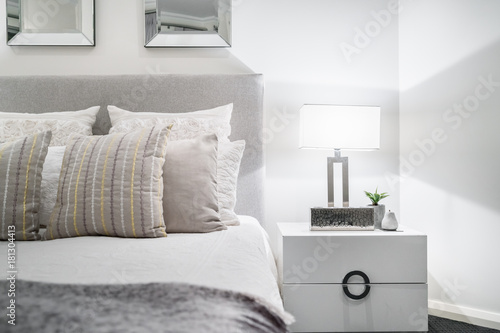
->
310 207 375 231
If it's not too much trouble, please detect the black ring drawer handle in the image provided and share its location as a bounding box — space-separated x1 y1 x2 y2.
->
342 270 371 300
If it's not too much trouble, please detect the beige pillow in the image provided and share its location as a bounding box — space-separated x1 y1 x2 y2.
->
44 126 171 240
0 131 51 241
163 134 225 233
108 104 232 142
0 106 99 146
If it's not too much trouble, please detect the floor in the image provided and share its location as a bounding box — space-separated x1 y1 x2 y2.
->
428 315 500 333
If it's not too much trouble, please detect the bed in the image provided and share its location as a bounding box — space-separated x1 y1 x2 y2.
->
0 74 291 332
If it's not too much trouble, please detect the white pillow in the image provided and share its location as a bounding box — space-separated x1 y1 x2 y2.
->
107 104 233 142
0 106 100 146
218 140 245 226
39 146 66 227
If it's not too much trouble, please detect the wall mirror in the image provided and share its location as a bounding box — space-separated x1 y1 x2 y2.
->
6 0 95 46
144 0 231 48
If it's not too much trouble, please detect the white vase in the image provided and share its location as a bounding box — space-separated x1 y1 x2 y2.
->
369 204 385 229
382 210 398 231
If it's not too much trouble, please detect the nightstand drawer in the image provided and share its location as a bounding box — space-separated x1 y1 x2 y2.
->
281 231 426 284
283 283 428 332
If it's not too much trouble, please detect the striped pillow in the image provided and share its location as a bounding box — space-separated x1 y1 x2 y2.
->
44 126 171 240
0 131 52 241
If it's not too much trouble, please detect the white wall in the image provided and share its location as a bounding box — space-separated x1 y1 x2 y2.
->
399 0 500 328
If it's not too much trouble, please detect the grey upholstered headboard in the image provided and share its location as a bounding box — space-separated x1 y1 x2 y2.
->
0 74 264 222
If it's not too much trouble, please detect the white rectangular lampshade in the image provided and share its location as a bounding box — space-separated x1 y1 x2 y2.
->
299 105 381 150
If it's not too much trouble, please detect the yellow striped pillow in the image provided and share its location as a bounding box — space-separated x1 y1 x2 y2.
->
0 131 52 241
44 126 171 240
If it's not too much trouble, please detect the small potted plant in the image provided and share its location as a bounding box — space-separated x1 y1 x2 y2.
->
364 187 389 229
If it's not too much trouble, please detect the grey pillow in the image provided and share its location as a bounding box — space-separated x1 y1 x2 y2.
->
44 126 171 240
163 134 225 233
0 131 51 241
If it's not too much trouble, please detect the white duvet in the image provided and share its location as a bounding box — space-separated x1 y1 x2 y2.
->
0 216 283 312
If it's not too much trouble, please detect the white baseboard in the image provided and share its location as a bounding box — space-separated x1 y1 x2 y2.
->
429 299 500 330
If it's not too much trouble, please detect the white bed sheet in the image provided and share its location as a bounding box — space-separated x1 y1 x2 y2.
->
0 216 283 312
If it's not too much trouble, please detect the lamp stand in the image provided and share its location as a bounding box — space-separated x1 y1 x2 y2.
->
327 149 349 207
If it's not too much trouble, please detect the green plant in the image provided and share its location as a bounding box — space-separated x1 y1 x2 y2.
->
364 187 389 205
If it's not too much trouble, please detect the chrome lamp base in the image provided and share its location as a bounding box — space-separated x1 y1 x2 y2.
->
310 150 375 230
328 149 349 207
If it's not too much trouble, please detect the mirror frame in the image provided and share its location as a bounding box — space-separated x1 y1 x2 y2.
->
144 0 231 48
6 0 95 46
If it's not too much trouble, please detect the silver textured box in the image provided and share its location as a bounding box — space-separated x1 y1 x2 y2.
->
310 207 375 231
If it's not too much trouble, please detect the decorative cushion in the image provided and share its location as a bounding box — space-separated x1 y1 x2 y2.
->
218 140 245 226
0 131 51 241
107 104 232 142
44 126 171 240
0 107 100 146
163 134 225 233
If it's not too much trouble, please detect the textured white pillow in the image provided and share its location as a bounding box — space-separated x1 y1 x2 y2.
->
0 106 100 147
39 146 66 227
107 104 233 142
218 140 245 226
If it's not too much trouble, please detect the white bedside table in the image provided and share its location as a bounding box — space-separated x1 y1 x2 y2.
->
278 223 428 332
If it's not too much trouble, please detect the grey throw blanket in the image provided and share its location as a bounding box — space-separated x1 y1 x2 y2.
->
1 280 290 333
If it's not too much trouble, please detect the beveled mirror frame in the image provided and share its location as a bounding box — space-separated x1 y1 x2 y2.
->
144 0 231 48
6 0 95 46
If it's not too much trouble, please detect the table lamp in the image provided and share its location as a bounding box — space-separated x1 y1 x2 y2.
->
299 104 380 207
299 104 381 229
